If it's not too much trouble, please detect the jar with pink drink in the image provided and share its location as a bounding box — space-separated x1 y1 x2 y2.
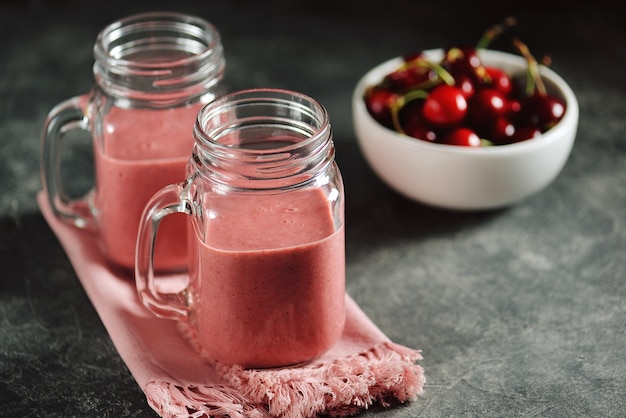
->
41 12 226 272
135 89 346 368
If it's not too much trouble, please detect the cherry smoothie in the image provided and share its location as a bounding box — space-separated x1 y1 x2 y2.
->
187 188 346 368
94 105 201 271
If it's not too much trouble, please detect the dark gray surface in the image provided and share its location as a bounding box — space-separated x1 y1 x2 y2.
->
1 1 625 417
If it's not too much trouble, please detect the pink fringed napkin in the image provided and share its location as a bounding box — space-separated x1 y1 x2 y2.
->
37 192 425 418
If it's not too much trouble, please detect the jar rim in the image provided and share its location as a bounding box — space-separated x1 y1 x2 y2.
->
191 88 335 191
194 88 331 154
94 11 221 69
92 11 225 106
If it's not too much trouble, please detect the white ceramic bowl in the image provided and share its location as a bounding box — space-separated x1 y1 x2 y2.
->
353 49 579 210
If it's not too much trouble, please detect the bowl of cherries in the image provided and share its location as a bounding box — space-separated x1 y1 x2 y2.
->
352 20 579 210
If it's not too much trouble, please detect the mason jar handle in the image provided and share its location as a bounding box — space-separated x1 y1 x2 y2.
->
135 183 192 320
41 94 95 230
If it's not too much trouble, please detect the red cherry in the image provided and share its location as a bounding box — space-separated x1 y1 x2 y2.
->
512 38 567 131
488 116 516 145
455 75 476 99
417 127 440 142
542 95 566 127
517 92 566 130
407 123 440 142
395 97 440 142
507 98 522 115
440 127 482 147
442 45 482 78
384 65 437 91
467 88 508 134
384 54 438 91
509 125 542 143
483 66 513 96
364 86 399 129
422 84 468 127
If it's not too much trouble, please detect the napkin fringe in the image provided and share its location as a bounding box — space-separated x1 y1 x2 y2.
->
218 341 424 418
146 333 424 418
145 381 271 418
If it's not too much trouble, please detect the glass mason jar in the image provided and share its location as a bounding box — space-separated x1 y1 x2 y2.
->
136 89 346 368
41 12 226 272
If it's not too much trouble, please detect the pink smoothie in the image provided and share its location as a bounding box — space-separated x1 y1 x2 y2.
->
187 188 346 368
94 104 201 271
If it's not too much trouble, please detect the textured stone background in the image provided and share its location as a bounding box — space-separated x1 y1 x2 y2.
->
1 0 625 416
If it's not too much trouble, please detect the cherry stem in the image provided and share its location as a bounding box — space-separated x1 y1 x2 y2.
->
513 38 547 97
391 90 429 134
476 16 517 49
